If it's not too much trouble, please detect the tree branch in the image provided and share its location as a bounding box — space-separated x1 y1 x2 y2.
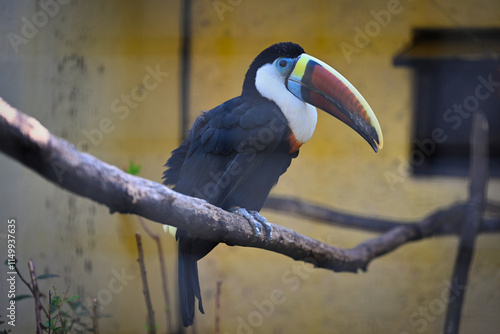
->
135 233 156 334
138 217 173 334
28 259 43 334
264 196 500 235
92 297 99 334
444 111 489 334
0 97 496 275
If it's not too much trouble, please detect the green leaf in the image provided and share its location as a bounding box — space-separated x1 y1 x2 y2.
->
77 310 91 317
44 319 58 329
37 273 60 280
126 161 141 175
50 296 62 313
67 300 83 311
14 294 33 301
66 295 79 302
60 311 71 318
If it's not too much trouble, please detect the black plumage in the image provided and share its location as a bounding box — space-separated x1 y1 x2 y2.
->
163 42 305 327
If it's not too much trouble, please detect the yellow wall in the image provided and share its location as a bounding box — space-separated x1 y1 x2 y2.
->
0 0 499 333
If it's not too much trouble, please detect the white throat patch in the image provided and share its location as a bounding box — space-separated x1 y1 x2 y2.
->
255 63 317 143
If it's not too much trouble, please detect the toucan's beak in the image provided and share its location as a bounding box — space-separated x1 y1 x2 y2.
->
286 53 383 152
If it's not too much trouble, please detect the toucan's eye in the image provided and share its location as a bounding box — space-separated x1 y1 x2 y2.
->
275 58 293 76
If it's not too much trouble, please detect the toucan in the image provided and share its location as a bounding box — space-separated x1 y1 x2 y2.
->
163 42 383 327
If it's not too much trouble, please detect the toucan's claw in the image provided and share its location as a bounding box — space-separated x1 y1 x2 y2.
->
230 208 261 236
230 208 273 240
250 210 273 240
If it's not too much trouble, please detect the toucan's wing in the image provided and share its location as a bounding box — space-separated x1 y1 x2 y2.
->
163 96 291 209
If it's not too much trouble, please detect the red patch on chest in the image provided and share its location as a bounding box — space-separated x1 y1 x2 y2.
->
287 132 303 153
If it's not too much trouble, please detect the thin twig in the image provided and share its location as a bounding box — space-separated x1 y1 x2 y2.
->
14 263 50 319
92 297 99 334
135 232 157 334
138 217 173 334
15 263 34 294
215 281 222 334
444 111 489 334
29 259 43 334
48 290 52 334
264 196 500 235
55 286 70 332
265 196 405 232
486 201 500 214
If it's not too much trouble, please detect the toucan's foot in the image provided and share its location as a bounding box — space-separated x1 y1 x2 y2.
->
249 210 272 240
230 208 262 236
230 208 273 240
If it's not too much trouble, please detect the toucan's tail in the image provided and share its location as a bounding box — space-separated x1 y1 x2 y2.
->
177 233 218 327
178 244 203 327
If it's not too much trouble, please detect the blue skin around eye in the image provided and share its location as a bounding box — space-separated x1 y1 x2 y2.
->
275 58 294 75
277 58 303 100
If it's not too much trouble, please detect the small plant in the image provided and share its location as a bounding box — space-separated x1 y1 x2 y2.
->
40 287 92 333
7 260 98 334
126 161 141 175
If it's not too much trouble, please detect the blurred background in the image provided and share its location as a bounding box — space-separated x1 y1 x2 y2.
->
0 0 499 333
